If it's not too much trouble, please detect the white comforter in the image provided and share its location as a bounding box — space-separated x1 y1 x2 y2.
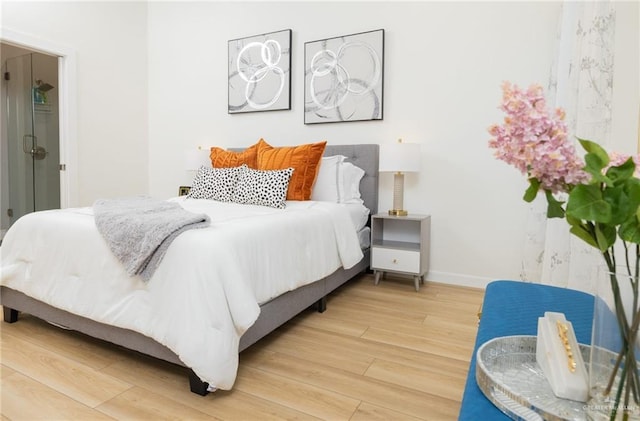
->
0 198 363 389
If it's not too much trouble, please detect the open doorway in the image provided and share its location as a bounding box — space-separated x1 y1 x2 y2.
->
1 43 60 239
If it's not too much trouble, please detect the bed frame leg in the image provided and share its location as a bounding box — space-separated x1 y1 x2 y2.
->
188 369 209 396
315 296 327 313
3 307 18 323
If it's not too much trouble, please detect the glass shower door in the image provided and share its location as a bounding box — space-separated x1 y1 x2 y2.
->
4 52 60 226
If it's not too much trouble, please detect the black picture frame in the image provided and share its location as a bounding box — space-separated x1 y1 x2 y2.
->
304 29 384 124
228 29 292 114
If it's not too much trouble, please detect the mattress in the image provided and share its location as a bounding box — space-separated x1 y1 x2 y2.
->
0 198 363 390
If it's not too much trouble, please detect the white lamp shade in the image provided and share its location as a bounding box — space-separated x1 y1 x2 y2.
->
379 141 421 173
184 148 211 171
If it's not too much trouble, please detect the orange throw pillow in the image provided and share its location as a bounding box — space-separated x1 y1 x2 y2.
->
257 140 327 201
210 138 269 169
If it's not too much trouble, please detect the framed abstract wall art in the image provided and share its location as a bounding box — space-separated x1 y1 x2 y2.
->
304 29 384 124
228 29 292 113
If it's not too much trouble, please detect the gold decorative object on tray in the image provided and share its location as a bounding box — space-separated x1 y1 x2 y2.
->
476 335 591 421
535 312 588 402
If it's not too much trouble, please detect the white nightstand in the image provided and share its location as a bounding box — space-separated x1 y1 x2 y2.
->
371 213 430 291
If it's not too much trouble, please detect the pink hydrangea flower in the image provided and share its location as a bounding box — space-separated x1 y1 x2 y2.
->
488 82 589 193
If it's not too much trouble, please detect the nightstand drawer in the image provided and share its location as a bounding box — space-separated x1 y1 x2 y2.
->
372 248 420 273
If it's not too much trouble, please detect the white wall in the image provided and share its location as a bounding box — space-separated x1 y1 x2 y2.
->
147 1 566 287
1 1 149 206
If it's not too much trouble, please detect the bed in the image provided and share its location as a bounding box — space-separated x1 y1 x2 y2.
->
0 143 379 395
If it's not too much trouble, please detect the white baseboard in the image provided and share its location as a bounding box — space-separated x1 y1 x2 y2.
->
425 270 494 290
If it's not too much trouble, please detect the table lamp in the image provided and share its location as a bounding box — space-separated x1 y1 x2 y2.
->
184 146 211 171
379 138 421 216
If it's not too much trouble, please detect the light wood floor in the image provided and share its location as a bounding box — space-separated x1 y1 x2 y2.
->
0 274 484 421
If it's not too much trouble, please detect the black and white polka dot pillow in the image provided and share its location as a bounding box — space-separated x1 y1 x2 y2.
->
187 165 241 202
231 166 294 209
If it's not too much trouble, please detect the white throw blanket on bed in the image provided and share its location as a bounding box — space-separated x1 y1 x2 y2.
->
94 196 210 281
0 199 363 390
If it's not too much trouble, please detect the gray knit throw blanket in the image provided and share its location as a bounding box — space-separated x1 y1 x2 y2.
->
94 197 210 281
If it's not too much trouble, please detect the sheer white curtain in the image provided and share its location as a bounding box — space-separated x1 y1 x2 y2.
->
520 1 617 294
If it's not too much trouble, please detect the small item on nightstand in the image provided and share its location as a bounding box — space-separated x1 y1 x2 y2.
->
536 311 588 402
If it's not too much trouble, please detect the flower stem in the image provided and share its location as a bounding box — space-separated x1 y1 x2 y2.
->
601 248 640 419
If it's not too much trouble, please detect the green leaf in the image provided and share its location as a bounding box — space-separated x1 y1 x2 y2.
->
603 185 633 224
607 157 636 185
625 178 640 211
620 218 640 244
566 214 581 227
584 153 613 185
566 217 600 249
569 224 599 248
578 138 610 166
595 223 617 252
578 138 613 185
545 190 565 218
523 178 540 202
566 184 612 223
615 178 640 244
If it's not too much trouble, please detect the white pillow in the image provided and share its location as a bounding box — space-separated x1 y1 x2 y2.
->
344 202 370 231
338 162 365 204
311 155 345 202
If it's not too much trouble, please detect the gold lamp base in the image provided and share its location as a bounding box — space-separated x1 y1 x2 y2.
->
388 209 408 216
389 172 408 216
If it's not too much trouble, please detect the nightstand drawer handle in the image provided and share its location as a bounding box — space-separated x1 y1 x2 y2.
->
392 259 398 264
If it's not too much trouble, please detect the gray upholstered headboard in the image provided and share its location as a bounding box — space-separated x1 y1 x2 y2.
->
229 144 379 215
